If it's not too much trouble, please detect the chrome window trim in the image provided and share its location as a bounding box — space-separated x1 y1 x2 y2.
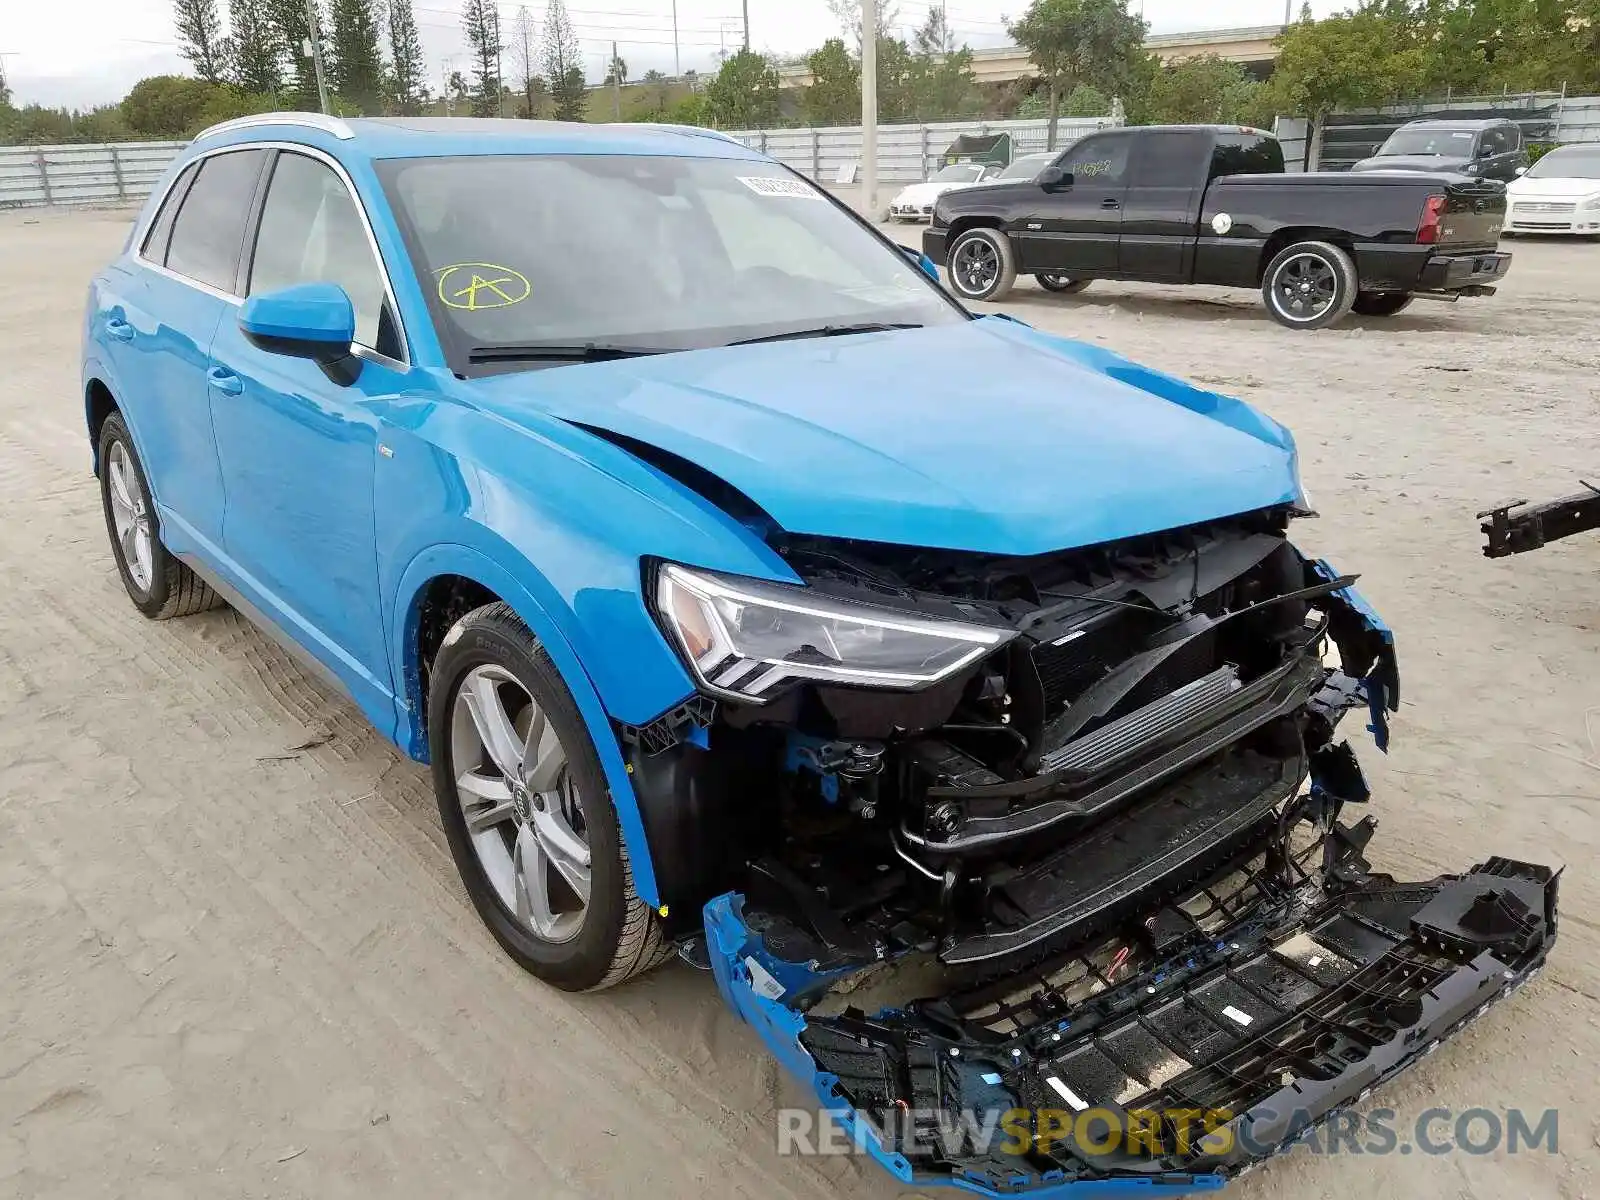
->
133 140 410 366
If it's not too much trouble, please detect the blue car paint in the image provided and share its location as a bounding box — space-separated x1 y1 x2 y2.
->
1309 559 1398 753
704 893 1228 1199
237 281 357 345
84 117 1311 926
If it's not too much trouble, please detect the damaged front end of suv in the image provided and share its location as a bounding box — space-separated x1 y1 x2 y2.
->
624 495 1556 1197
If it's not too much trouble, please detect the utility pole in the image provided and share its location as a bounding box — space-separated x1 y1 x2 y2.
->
305 0 331 114
862 0 877 219
742 0 750 51
611 41 621 118
672 0 680 76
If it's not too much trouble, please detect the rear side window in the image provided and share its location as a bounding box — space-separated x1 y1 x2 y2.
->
1131 132 1211 187
1209 134 1285 181
164 149 268 293
248 151 400 358
140 161 199 263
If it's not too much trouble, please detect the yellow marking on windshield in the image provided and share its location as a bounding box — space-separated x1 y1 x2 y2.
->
435 263 532 311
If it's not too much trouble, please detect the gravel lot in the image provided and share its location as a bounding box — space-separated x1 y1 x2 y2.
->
2 205 1598 1200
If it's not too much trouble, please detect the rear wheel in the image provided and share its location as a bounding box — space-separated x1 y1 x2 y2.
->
1036 273 1091 294
97 412 222 620
429 602 669 991
946 227 1017 301
1260 240 1358 330
1351 291 1413 317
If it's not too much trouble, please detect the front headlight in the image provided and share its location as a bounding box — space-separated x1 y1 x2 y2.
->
1584 193 1600 211
656 563 1012 702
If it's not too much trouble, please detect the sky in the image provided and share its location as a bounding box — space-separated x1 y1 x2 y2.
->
2 0 1339 110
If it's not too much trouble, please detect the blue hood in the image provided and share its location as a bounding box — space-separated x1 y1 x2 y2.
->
471 317 1301 557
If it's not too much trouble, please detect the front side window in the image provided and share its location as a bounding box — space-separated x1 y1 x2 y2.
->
378 154 962 369
249 151 398 357
1060 135 1132 184
164 149 269 293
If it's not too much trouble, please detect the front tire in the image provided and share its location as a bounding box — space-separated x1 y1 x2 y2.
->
1351 291 1413 317
1036 273 1091 294
429 602 669 991
946 227 1017 301
1261 240 1358 329
97 412 222 620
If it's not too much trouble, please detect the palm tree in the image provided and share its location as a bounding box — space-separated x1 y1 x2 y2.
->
604 52 627 86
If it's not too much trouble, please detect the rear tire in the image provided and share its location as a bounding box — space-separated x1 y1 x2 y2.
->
429 602 670 992
97 412 223 620
946 227 1017 301
1036 273 1091 294
1260 240 1358 330
1351 291 1413 317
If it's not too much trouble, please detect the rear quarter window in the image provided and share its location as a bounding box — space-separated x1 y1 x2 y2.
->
140 161 199 264
1209 134 1285 181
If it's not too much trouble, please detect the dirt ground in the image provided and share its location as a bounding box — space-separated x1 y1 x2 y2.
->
2 204 1597 1200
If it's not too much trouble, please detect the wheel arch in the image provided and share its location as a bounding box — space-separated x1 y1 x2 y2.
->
946 214 1006 245
84 375 121 475
1256 228 1357 284
391 543 668 912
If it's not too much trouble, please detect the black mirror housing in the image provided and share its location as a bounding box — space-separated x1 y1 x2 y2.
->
1039 166 1072 190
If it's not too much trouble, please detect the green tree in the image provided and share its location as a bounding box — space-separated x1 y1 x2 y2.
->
231 1 284 95
802 37 859 125
667 92 711 125
1267 6 1426 118
1008 0 1148 148
1017 81 1107 118
604 52 627 86
509 5 542 116
121 74 220 138
705 49 781 128
388 0 426 113
189 86 278 134
267 0 322 110
174 0 232 83
329 0 385 113
462 0 504 116
542 0 585 120
1142 54 1265 125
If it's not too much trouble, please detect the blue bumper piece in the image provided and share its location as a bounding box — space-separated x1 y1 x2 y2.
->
1310 560 1399 753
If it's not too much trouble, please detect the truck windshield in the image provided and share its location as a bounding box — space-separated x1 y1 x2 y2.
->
1526 147 1600 179
1378 128 1477 156
378 154 962 365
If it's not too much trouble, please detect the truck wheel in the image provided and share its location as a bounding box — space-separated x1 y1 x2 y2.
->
1036 273 1091 294
1261 241 1358 329
1351 291 1413 317
947 228 1017 301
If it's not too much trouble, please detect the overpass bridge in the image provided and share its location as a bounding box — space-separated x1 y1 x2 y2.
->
777 24 1286 88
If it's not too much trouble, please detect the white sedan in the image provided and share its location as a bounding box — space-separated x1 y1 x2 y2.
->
1505 144 1600 236
889 163 998 221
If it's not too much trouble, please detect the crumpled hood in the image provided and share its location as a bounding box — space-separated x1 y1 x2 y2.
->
1351 154 1471 174
470 318 1301 557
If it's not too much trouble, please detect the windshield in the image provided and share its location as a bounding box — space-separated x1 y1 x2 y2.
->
1527 148 1600 180
378 154 961 367
931 163 985 182
997 155 1051 180
1378 128 1477 157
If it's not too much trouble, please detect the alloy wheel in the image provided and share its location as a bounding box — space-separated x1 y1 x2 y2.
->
450 664 591 943
106 440 154 592
1270 253 1338 322
952 237 1000 295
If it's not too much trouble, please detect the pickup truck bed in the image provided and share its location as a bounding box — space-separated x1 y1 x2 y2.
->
924 125 1510 329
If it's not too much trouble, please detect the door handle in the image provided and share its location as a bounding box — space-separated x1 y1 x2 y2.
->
1100 198 1121 209
105 317 134 342
207 366 244 396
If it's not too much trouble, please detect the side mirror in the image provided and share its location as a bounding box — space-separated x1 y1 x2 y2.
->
898 243 940 282
1039 166 1072 191
1476 143 1495 158
238 282 360 385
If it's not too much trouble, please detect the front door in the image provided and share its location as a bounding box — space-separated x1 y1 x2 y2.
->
1015 132 1134 276
207 148 408 724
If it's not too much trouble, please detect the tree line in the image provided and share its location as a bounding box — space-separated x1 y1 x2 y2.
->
2 0 1597 145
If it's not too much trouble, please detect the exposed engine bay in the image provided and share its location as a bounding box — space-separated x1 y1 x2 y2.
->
624 505 1557 1192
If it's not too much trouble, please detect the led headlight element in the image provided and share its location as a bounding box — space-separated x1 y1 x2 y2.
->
657 563 1012 702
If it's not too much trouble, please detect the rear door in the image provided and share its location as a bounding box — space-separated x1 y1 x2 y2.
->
207 147 408 723
1117 130 1212 281
1015 132 1134 275
98 148 269 552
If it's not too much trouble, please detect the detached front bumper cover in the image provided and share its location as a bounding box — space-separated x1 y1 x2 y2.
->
707 855 1558 1198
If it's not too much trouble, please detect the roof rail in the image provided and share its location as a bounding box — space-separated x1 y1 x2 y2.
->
193 112 357 142
617 122 747 145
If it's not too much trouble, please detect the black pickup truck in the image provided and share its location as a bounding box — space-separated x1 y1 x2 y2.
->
923 125 1511 329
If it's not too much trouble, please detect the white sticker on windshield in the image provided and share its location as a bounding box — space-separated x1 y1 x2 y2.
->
738 176 821 199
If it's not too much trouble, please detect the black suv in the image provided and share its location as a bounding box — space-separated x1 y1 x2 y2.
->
1350 117 1529 182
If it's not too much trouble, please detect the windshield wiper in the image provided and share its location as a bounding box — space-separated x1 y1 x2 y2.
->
467 342 672 363
727 322 924 346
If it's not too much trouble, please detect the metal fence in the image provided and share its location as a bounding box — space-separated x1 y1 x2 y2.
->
1555 95 1600 144
722 117 1120 183
0 141 185 209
